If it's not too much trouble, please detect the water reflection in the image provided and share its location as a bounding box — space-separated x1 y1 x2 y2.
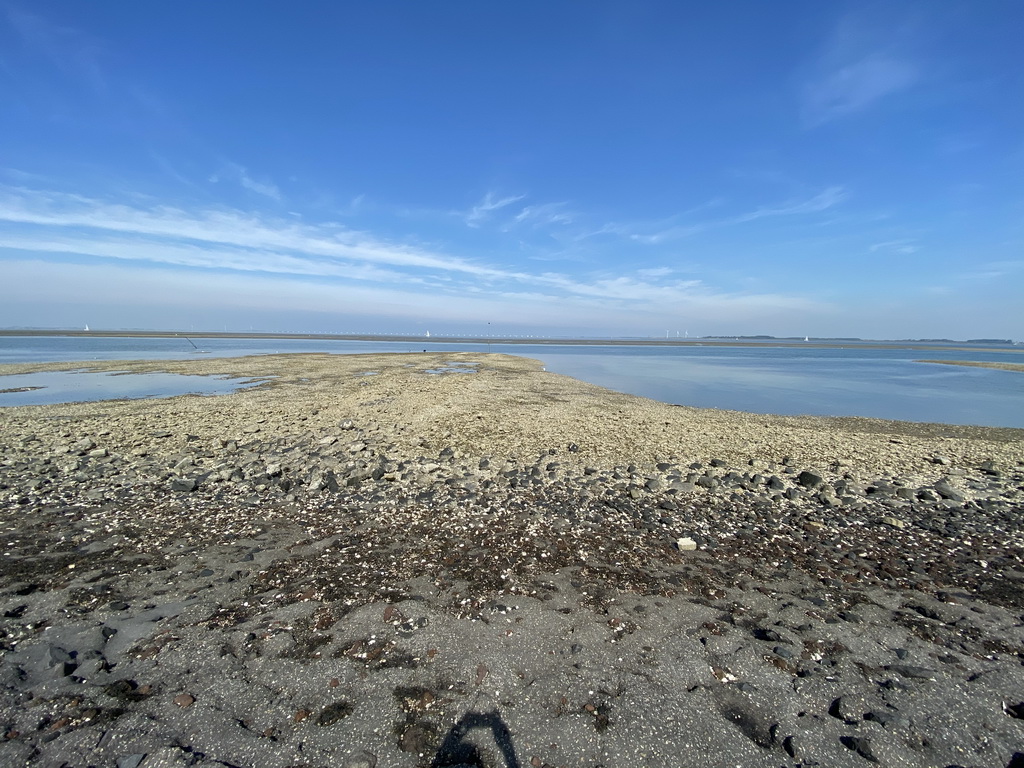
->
0 370 267 407
535 351 1022 427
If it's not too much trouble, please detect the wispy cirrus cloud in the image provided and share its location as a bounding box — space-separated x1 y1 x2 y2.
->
629 186 847 244
637 267 673 278
512 201 574 228
0 184 827 330
462 191 526 227
461 193 576 234
209 162 282 202
800 13 922 127
0 185 503 277
734 185 848 222
802 54 917 127
4 4 108 95
869 238 918 255
958 260 1024 281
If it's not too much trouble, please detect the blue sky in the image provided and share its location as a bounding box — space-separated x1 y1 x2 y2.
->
1 2 1021 339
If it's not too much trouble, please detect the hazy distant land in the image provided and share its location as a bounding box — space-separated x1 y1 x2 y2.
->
0 328 1020 352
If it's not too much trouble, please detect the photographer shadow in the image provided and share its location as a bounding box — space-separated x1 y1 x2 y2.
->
431 709 520 768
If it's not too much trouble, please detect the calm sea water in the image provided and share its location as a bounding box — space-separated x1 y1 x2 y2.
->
0 336 1021 428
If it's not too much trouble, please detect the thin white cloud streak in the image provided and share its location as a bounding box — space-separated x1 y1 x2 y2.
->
957 260 1024 281
0 259 489 317
5 5 108 95
869 238 918 255
209 162 282 202
463 192 526 227
0 186 510 278
0 258 827 332
0 185 830 326
800 12 921 127
0 233 429 286
237 170 281 201
569 199 728 245
802 54 917 126
512 202 574 228
3 228 815 310
637 267 673 278
630 186 847 244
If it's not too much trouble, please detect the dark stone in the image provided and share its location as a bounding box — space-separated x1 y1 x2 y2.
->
829 695 868 723
932 479 965 502
887 664 935 680
317 700 354 726
866 710 907 728
398 721 438 753
796 471 823 489
169 477 197 492
49 646 73 664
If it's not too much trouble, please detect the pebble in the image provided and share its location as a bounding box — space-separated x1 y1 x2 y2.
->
343 751 378 768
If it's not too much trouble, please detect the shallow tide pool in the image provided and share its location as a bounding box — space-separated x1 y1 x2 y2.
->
0 370 267 406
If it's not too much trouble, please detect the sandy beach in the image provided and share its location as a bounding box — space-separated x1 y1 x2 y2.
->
1 352 1022 767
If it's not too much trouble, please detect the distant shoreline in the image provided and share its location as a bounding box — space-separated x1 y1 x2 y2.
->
1 329 1020 353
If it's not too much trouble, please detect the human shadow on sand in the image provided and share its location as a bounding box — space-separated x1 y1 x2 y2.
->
430 710 520 768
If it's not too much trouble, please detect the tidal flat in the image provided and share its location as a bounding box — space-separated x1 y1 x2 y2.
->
1 352 1022 767
916 359 1024 373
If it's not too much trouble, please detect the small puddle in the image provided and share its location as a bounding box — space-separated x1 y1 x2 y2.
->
0 370 269 406
424 362 480 375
